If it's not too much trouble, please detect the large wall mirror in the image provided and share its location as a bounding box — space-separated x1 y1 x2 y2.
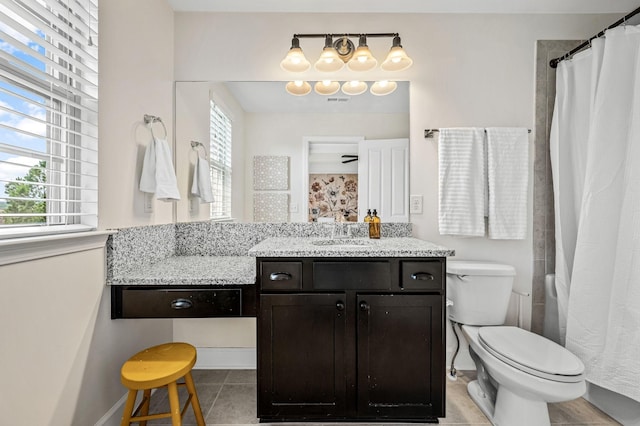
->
174 81 409 223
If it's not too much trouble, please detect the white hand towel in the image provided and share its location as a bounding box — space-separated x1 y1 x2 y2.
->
438 128 486 237
139 137 181 201
486 127 529 239
191 156 215 203
139 137 157 194
154 138 181 201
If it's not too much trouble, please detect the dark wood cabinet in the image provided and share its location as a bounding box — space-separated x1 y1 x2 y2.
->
257 257 445 423
357 294 443 419
258 294 347 418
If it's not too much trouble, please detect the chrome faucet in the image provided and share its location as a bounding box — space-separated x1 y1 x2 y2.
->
331 222 357 239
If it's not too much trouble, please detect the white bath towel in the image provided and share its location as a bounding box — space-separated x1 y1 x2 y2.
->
191 156 215 203
486 127 529 239
139 137 181 201
438 128 486 237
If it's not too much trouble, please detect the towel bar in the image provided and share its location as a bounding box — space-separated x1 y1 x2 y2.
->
424 128 531 138
144 114 168 139
190 140 207 159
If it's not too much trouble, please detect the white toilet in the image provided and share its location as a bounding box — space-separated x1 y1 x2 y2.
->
446 260 586 426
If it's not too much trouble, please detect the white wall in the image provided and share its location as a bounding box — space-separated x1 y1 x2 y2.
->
99 0 176 228
173 11 616 357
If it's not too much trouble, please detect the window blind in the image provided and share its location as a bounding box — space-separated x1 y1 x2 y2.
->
209 99 232 220
0 0 98 237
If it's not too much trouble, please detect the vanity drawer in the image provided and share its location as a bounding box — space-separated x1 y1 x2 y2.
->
313 260 391 290
400 260 445 290
120 288 241 318
260 261 302 291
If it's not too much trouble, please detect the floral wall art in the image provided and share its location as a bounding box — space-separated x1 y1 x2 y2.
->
308 174 358 222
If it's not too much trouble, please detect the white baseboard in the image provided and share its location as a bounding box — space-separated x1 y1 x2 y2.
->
94 390 151 426
194 347 256 369
95 348 255 425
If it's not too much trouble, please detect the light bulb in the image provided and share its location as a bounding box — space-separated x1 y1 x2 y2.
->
285 80 311 96
314 80 340 95
370 80 398 96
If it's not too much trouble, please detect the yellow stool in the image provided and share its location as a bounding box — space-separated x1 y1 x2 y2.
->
120 342 205 426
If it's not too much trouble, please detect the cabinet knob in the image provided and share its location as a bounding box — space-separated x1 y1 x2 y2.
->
170 298 193 310
336 301 345 311
411 272 435 281
269 272 292 281
359 301 370 311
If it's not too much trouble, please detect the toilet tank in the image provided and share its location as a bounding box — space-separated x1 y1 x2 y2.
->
446 261 516 326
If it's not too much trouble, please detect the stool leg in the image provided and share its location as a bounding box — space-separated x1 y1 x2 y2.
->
167 381 182 425
184 371 206 426
139 388 151 426
120 390 137 426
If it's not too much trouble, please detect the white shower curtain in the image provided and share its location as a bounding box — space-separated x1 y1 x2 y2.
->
551 25 640 402
550 40 602 344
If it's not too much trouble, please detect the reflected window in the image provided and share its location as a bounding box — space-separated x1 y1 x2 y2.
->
209 99 232 219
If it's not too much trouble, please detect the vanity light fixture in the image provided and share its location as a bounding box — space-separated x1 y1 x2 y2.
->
285 80 312 96
314 80 341 95
280 37 311 72
281 33 412 73
341 80 368 96
314 36 344 72
370 80 397 96
288 80 399 96
381 36 413 71
347 35 378 72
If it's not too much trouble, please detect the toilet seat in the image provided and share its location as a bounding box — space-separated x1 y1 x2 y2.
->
478 326 585 383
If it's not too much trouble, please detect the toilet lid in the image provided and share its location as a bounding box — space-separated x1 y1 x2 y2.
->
478 326 585 383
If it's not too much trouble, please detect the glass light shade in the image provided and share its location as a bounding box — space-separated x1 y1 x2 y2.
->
280 47 311 72
370 80 398 96
314 80 340 95
347 46 378 72
341 80 368 96
314 47 344 72
285 80 312 96
381 46 413 71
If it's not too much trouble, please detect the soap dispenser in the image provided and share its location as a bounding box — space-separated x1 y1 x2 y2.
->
368 209 381 239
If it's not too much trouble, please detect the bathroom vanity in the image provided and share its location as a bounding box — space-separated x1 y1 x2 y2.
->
249 237 453 423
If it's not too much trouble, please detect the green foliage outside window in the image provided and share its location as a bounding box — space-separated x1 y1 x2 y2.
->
3 161 47 224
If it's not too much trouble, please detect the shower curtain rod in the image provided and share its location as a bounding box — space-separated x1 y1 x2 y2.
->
549 5 640 68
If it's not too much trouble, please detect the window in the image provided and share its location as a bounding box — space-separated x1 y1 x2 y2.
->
0 0 98 238
209 98 232 220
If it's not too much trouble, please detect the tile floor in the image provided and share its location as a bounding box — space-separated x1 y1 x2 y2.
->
144 369 619 425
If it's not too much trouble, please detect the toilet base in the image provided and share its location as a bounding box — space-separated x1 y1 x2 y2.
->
467 380 551 426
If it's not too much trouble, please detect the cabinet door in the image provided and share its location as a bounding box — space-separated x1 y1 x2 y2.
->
258 294 347 419
357 294 444 419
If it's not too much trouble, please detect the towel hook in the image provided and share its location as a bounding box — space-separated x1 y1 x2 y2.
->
190 140 207 159
143 114 168 140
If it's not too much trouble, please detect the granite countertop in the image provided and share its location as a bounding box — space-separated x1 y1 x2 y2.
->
109 255 255 286
248 237 454 258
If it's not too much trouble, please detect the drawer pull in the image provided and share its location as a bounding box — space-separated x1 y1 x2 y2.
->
269 272 293 281
359 301 370 311
336 301 345 311
411 272 435 281
170 298 193 310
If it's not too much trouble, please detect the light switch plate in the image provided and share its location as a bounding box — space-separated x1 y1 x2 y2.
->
410 195 423 214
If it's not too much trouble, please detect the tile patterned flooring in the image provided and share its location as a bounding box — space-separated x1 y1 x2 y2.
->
145 369 619 425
